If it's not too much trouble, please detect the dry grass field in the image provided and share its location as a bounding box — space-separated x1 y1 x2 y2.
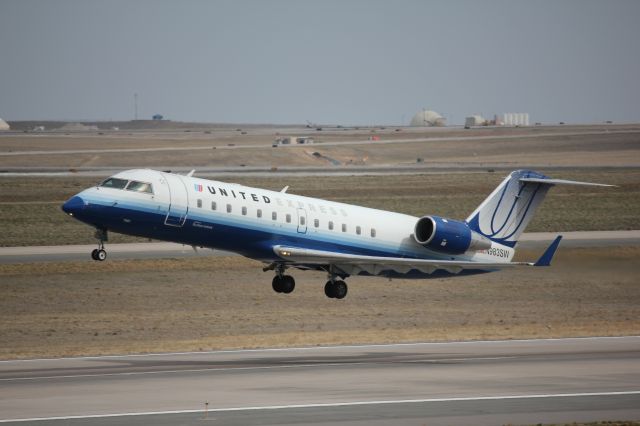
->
1 246 638 359
1 124 639 169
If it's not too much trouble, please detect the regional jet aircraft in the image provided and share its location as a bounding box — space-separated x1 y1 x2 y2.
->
61 169 611 299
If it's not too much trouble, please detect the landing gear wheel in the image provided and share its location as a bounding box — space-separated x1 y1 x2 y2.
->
325 280 348 299
272 275 284 293
333 281 348 299
281 275 295 294
324 281 336 298
91 249 99 260
272 275 295 294
96 249 107 261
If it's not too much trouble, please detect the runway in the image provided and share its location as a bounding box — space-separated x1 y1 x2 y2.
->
1 337 639 425
0 230 638 264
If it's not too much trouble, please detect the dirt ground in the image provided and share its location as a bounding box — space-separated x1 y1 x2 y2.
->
1 124 639 169
1 246 638 359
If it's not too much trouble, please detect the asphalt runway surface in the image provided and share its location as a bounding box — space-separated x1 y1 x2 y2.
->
0 230 637 264
1 337 638 425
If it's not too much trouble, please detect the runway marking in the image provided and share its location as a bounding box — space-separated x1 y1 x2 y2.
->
1 391 639 423
0 356 518 382
1 335 638 363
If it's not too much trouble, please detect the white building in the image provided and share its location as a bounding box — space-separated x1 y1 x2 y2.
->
502 113 530 126
410 110 446 127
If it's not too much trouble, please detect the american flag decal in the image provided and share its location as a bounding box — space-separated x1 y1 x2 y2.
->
194 183 203 192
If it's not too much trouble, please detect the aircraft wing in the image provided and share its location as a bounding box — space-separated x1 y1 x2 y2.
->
272 236 562 276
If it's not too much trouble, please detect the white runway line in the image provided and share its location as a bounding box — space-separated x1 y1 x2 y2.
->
1 391 639 423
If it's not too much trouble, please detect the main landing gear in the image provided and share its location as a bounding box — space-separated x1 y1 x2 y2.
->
266 264 348 299
324 279 348 299
91 229 108 261
272 264 295 294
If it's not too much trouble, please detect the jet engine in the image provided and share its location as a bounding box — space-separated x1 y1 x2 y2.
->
413 215 492 255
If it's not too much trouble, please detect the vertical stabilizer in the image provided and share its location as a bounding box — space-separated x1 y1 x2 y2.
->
465 170 551 248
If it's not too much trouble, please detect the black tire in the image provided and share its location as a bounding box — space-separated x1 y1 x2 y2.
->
324 281 336 298
91 249 99 260
272 276 284 293
96 249 107 261
281 275 295 294
334 281 348 299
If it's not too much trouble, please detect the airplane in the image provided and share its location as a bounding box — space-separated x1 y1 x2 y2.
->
61 169 612 299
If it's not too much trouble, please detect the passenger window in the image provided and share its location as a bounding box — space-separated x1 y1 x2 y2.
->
197 199 202 208
126 181 153 194
314 218 319 228
227 204 232 213
342 224 347 232
286 214 291 223
356 226 361 235
100 178 128 189
328 221 334 230
371 228 376 238
257 209 262 218
211 201 217 211
242 206 247 216
272 212 277 221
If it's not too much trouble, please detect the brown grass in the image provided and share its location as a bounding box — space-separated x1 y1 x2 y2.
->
1 246 638 359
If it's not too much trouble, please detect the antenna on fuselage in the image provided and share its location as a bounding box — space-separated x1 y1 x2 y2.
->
280 186 289 193
186 170 195 177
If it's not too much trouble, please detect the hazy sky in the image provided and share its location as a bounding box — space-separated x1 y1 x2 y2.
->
1 0 639 125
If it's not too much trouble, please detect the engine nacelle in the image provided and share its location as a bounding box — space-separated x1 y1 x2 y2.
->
413 215 492 255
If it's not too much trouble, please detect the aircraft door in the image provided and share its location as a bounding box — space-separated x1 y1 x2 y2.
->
163 173 189 227
297 208 307 234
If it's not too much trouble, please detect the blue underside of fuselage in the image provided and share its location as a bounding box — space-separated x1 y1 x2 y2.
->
69 200 491 280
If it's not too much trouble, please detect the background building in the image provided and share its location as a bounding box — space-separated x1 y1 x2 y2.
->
502 113 530 126
410 109 446 127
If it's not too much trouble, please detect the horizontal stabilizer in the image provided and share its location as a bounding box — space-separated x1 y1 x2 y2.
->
519 177 615 187
534 235 563 267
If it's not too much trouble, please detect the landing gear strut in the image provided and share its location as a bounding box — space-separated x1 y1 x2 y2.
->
271 264 295 294
91 229 108 261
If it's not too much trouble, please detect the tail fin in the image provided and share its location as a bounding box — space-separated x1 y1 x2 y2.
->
465 170 613 248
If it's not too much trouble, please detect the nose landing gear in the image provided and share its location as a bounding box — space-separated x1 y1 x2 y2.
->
91 229 108 261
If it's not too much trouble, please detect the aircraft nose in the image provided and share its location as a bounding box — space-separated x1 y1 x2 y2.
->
62 196 86 216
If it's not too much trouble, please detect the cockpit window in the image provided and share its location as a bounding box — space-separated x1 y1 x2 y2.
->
100 178 128 189
126 180 153 194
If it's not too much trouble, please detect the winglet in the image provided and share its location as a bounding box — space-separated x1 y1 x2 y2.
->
534 235 563 266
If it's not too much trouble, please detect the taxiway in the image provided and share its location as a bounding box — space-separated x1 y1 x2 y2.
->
0 337 638 425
